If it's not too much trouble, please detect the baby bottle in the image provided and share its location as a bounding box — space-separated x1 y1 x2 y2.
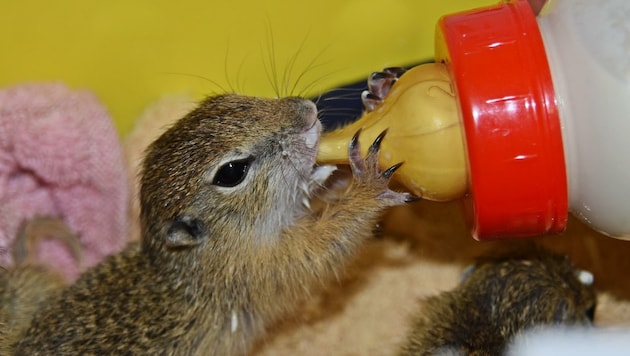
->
317 0 630 240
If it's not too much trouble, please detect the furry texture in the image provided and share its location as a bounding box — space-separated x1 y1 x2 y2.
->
122 96 630 355
16 94 411 355
399 250 596 355
0 83 129 282
123 94 197 242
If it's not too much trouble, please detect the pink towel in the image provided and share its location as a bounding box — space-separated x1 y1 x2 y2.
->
0 83 129 282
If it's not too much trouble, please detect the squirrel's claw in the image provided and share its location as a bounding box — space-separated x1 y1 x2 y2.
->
361 67 407 112
348 129 419 206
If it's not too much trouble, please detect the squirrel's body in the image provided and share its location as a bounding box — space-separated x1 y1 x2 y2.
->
15 94 412 355
0 217 80 356
19 246 218 354
400 251 597 356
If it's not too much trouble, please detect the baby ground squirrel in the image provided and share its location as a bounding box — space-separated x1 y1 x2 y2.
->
14 94 414 355
400 250 596 356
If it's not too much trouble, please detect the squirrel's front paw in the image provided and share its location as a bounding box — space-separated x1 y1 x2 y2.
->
348 129 418 206
361 67 407 112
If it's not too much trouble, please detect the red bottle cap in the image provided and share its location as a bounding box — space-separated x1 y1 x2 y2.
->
435 0 568 240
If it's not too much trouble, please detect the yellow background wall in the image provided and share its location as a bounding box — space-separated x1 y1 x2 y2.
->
1 1 491 134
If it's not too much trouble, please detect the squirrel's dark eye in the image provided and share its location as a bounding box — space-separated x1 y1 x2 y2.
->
212 157 253 187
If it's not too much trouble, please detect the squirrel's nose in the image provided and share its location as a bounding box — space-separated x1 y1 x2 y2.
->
281 97 318 128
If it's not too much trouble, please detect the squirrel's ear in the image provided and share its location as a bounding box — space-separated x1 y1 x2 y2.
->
166 215 207 248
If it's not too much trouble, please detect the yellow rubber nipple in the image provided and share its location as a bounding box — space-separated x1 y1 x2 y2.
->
316 63 467 201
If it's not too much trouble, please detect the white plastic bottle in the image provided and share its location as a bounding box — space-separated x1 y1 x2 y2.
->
537 0 630 238
435 0 630 239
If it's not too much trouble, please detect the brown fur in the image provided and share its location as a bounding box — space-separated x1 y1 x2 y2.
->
0 217 79 355
15 94 411 355
399 250 596 355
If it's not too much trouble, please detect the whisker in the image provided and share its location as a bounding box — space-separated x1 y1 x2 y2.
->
159 72 228 95
282 30 313 98
317 104 362 116
223 37 238 94
235 55 249 94
262 20 281 98
288 37 329 96
321 93 361 101
324 88 368 101
296 66 350 99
